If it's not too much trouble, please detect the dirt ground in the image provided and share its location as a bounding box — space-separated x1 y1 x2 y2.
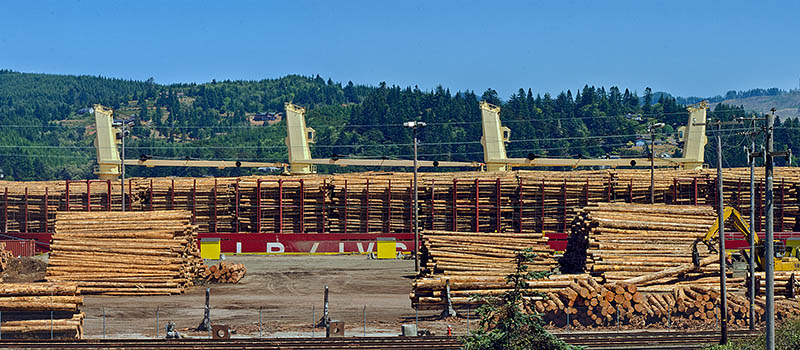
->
80 255 471 339
1 256 47 283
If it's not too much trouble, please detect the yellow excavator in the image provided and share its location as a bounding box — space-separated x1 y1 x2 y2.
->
691 207 800 271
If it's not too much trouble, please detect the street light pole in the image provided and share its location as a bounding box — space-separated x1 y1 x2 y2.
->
648 123 664 204
404 120 426 273
118 122 129 212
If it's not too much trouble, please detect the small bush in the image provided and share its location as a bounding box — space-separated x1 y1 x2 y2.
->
460 249 581 350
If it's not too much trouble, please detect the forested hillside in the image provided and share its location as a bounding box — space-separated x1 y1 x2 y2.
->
1 70 798 181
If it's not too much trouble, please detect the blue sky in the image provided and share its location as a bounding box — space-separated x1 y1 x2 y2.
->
1 1 798 99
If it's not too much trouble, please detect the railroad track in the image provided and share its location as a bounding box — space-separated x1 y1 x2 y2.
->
0 330 759 349
556 329 759 349
0 336 460 350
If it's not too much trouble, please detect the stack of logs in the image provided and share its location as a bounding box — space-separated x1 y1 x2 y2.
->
200 261 247 283
412 230 557 309
0 283 83 339
0 241 13 272
419 230 555 276
535 276 800 329
558 203 736 291
46 210 203 295
747 272 799 299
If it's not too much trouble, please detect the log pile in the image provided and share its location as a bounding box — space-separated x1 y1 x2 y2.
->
559 203 728 290
411 229 558 309
0 283 83 339
0 242 13 272
746 272 799 299
46 210 203 295
200 261 246 283
419 230 555 276
535 278 800 329
412 274 592 310
533 279 649 327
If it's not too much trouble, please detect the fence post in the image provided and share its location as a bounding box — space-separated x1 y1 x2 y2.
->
363 305 367 337
312 305 315 338
50 310 54 339
466 304 470 334
102 307 106 339
259 306 263 338
1 310 3 340
616 305 620 331
415 306 419 337
566 311 570 332
667 307 671 329
155 306 159 339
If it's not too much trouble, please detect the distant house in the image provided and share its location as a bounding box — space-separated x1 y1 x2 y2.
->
77 107 93 115
254 112 279 122
635 139 646 147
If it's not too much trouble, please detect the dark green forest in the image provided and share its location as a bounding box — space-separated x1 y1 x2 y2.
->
1 69 798 181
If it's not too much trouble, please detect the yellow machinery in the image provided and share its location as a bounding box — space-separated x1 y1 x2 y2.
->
691 207 800 271
95 103 482 178
376 237 397 259
479 101 709 171
93 104 288 179
200 238 221 260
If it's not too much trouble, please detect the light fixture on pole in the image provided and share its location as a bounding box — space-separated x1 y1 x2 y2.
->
404 120 426 273
648 122 665 204
114 120 133 212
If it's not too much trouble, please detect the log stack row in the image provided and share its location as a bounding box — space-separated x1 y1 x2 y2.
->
46 210 203 295
559 203 728 290
3 167 800 237
0 283 83 339
200 261 247 283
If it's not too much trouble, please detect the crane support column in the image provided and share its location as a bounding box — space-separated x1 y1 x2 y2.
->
285 103 316 174
679 101 709 169
479 101 511 171
93 105 122 180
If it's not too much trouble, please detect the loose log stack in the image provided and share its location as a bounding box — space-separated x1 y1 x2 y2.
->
0 283 83 339
746 272 799 299
200 261 246 283
559 203 732 290
46 210 203 295
0 242 13 272
535 278 800 329
412 274 593 310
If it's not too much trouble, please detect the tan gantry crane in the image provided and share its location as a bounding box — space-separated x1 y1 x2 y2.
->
93 104 287 180
283 103 481 174
94 103 482 179
478 101 709 171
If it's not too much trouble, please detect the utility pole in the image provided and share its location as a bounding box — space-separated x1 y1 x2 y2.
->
715 121 727 345
748 120 756 331
765 108 776 350
404 120 426 272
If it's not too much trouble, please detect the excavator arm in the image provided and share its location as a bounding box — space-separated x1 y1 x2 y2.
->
691 207 757 268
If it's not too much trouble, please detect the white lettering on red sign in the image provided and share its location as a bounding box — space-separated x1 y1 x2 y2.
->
266 242 285 253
